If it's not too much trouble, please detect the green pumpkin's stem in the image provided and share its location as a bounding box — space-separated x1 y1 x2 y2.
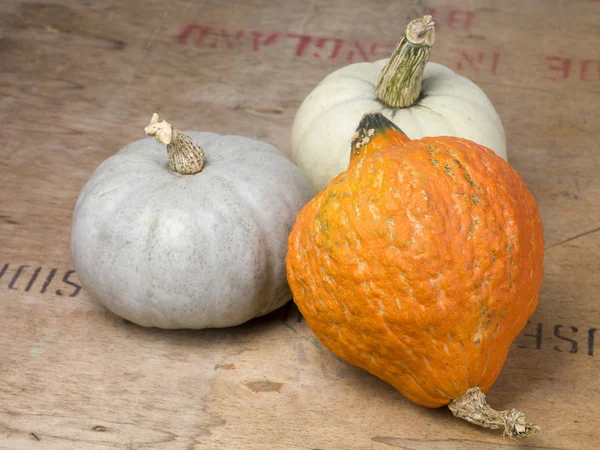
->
144 113 205 174
448 387 540 439
376 15 435 108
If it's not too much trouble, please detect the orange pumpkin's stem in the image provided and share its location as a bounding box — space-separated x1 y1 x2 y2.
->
448 388 540 439
349 112 411 165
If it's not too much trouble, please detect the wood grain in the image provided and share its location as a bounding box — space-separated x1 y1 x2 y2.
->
1 0 599 449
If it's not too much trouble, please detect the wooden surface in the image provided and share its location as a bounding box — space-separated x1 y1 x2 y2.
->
1 0 599 449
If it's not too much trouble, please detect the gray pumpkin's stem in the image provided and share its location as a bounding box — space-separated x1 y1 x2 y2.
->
448 387 540 439
144 113 205 174
376 15 435 108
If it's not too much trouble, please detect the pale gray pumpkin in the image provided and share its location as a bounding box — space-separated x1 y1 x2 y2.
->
71 114 315 329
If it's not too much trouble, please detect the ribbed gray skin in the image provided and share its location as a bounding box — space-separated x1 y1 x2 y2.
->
71 132 315 329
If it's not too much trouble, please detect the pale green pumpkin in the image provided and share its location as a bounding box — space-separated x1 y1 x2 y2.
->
291 16 506 192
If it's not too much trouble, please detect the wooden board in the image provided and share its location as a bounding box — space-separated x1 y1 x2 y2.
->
1 0 599 448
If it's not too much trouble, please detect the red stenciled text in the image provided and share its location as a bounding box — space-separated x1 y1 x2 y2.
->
546 57 600 81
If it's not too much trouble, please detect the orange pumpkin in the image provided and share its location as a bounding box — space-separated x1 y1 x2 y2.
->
286 112 544 438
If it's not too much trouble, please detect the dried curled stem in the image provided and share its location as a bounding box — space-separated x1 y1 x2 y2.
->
448 387 540 439
144 113 205 174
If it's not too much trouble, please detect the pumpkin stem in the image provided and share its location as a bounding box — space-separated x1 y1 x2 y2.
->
448 387 540 439
144 113 206 174
349 112 410 164
376 15 435 108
